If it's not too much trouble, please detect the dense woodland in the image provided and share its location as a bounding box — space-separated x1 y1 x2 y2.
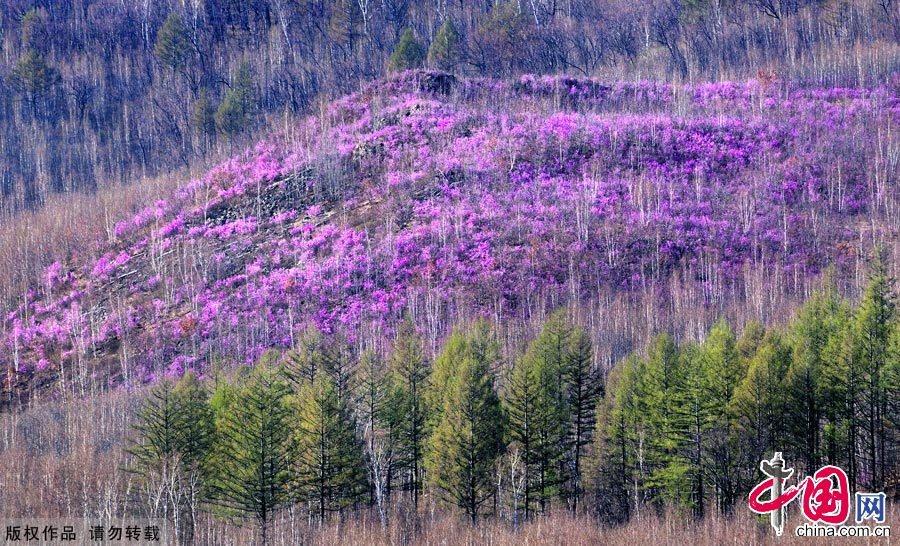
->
0 0 898 212
0 269 896 545
0 2 897 545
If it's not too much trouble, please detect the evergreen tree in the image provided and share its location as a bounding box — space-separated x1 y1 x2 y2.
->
849 259 895 490
678 343 713 519
388 29 425 72
698 319 744 514
192 89 216 139
565 327 602 513
427 329 468 428
170 372 214 545
504 352 536 521
885 321 900 476
355 350 394 519
784 288 844 475
427 19 462 71
128 373 214 545
8 50 60 104
505 316 568 516
127 379 181 503
640 333 691 508
155 12 192 72
284 324 327 386
295 370 368 518
326 0 363 49
819 302 854 477
736 319 766 363
319 332 357 400
206 364 295 546
587 360 630 525
20 8 49 52
386 320 429 508
427 332 505 523
592 354 646 520
215 62 255 138
732 331 791 486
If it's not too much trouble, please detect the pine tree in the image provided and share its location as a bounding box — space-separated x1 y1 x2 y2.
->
386 320 429 509
129 378 178 458
505 317 568 516
699 319 745 514
784 288 843 475
849 259 895 490
504 349 536 521
427 328 468 428
885 322 900 476
732 331 791 484
206 364 295 546
426 334 505 523
295 370 367 518
640 333 691 508
192 89 216 140
388 29 425 72
736 319 766 363
8 50 60 104
284 324 327 387
679 343 713 519
819 302 853 476
127 379 181 508
327 0 362 49
20 8 49 52
565 327 602 513
128 373 214 545
170 372 214 545
591 354 646 521
215 62 255 138
319 332 357 400
355 350 393 520
587 360 631 525
427 19 462 71
155 12 192 72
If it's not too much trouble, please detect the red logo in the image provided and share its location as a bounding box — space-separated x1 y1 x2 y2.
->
749 453 851 535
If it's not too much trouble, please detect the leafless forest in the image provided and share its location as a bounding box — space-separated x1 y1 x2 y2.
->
0 1 898 545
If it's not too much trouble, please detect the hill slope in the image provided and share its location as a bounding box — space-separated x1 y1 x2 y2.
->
3 71 898 405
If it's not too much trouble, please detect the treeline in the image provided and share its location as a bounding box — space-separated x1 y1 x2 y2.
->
593 265 900 522
127 267 899 544
1 0 898 211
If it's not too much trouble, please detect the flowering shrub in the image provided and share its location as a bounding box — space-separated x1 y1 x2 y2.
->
6 71 897 389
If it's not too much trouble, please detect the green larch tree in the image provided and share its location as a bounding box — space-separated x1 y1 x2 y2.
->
731 330 792 489
294 370 368 519
849 260 895 490
206 364 296 546
426 333 505 523
640 332 691 508
355 350 394 521
784 287 844 475
388 28 425 72
215 62 255 139
155 12 192 72
564 327 602 513
386 320 430 509
428 19 462 71
698 319 745 515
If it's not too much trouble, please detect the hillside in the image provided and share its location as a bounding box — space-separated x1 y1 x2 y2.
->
1 0 897 214
2 70 899 407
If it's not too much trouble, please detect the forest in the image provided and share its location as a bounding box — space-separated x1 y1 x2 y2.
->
0 1 897 545
0 0 898 212
1 271 897 544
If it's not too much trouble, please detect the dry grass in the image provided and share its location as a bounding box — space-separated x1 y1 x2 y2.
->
0 390 894 545
192 507 894 546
